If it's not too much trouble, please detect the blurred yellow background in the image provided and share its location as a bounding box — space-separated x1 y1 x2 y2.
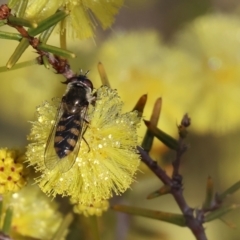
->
1 0 240 239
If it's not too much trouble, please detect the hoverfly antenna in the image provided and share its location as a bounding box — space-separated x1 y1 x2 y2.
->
78 69 90 77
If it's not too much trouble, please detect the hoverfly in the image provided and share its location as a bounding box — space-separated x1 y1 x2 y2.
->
44 73 96 173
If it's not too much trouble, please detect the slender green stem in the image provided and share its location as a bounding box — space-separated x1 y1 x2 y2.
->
8 0 19 8
42 55 50 69
112 205 186 226
202 177 214 209
51 212 73 240
205 204 240 222
142 97 162 151
218 180 240 201
6 38 29 68
0 31 22 41
0 197 3 225
59 19 67 49
39 25 56 43
8 16 37 28
132 94 147 117
15 0 28 18
2 207 13 235
28 10 68 37
97 62 111 87
0 59 36 72
144 120 178 150
0 20 7 27
37 43 75 58
89 216 100 240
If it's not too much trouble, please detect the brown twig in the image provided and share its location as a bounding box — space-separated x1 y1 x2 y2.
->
172 113 190 177
0 4 75 79
0 232 13 240
138 113 209 240
138 145 207 240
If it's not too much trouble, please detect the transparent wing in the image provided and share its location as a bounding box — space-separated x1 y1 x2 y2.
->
44 102 64 171
44 139 81 173
44 103 89 173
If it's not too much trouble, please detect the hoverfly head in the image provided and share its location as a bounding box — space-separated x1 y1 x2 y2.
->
62 70 93 90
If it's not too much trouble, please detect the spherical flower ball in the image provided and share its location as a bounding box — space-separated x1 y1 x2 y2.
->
91 31 197 138
71 198 109 217
9 184 66 239
10 0 124 39
26 86 141 205
0 148 27 193
175 14 240 133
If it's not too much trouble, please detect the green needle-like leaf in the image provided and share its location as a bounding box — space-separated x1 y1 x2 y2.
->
112 205 186 227
220 218 236 229
132 94 147 118
0 20 7 27
16 0 28 18
142 97 161 151
37 43 75 58
59 20 67 49
218 180 240 202
0 31 22 41
2 207 13 234
141 127 154 152
8 15 37 28
202 176 214 209
51 212 73 240
144 120 178 150
42 55 50 69
88 216 100 240
8 0 19 8
0 59 36 72
205 204 240 222
0 199 2 224
28 10 68 37
6 38 29 68
39 25 56 43
98 62 111 88
147 185 171 199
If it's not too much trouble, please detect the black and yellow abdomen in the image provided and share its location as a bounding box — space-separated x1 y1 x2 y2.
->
54 113 81 158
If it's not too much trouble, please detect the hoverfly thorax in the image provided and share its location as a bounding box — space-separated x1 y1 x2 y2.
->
44 73 95 173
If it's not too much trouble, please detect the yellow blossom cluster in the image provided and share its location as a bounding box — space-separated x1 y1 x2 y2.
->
0 148 27 193
9 184 66 240
71 198 109 217
9 0 124 39
26 86 141 213
90 31 193 137
174 14 240 133
91 14 240 135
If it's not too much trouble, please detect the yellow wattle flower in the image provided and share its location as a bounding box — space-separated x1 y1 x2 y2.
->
71 198 109 217
64 0 124 39
26 86 141 206
0 148 27 194
175 14 240 133
9 184 66 240
22 0 64 21
11 0 124 39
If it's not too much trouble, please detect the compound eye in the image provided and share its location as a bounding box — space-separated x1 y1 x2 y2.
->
82 78 93 90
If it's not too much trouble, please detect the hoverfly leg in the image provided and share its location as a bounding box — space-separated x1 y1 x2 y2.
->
82 124 90 152
83 136 90 153
90 92 97 107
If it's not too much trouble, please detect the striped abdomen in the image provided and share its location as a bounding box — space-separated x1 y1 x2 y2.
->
54 113 81 158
